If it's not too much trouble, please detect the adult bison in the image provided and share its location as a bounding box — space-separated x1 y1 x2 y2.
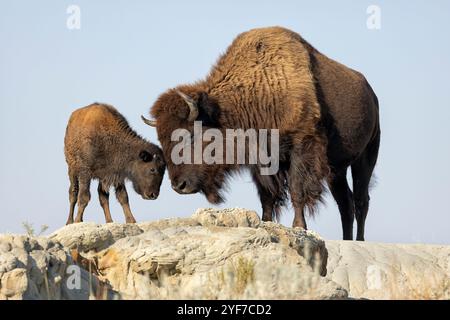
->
143 27 380 240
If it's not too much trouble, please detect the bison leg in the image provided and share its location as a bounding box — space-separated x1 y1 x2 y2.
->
288 162 308 230
74 176 91 223
252 172 275 222
252 168 288 222
98 182 113 223
260 191 276 222
288 136 328 229
329 169 355 240
66 171 79 225
115 183 136 223
351 130 380 241
291 204 307 229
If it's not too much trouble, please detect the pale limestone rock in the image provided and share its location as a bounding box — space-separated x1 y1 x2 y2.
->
325 240 450 299
1 268 28 299
260 222 327 276
48 208 337 299
192 208 261 228
48 222 143 252
0 235 112 300
4 209 450 300
158 244 346 300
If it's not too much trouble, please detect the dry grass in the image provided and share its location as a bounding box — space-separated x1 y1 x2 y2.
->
22 222 48 237
388 272 450 300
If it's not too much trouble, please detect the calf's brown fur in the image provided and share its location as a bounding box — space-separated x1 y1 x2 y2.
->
64 103 165 224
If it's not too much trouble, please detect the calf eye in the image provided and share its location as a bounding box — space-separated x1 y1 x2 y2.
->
150 168 156 173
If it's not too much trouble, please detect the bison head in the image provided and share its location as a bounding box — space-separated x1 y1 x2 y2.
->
128 147 165 200
143 88 229 204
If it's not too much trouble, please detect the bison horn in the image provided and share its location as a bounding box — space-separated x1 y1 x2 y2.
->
176 90 199 122
141 115 157 127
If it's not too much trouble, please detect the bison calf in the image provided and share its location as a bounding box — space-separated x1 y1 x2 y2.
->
64 103 165 224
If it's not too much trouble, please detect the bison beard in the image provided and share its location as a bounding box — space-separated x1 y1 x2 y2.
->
146 26 380 240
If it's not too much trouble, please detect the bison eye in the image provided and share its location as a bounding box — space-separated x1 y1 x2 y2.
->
139 150 153 162
150 168 156 174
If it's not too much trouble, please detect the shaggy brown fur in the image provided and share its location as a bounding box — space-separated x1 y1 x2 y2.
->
64 103 165 224
147 27 379 240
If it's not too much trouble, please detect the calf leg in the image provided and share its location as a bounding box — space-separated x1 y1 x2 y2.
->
115 183 136 223
66 171 79 225
74 176 91 223
328 169 355 240
98 182 113 223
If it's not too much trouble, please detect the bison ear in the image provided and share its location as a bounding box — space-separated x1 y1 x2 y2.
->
197 92 220 126
139 150 153 163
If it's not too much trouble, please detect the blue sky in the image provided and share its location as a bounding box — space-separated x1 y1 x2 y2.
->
1 0 449 243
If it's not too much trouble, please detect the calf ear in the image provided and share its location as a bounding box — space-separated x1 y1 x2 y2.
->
139 150 153 162
197 92 220 126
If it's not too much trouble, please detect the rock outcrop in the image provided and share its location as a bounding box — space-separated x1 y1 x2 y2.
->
0 208 344 300
48 208 342 299
325 240 450 299
0 234 110 300
1 208 449 300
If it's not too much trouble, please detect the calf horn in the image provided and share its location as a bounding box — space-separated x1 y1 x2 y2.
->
141 115 157 127
176 90 199 122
